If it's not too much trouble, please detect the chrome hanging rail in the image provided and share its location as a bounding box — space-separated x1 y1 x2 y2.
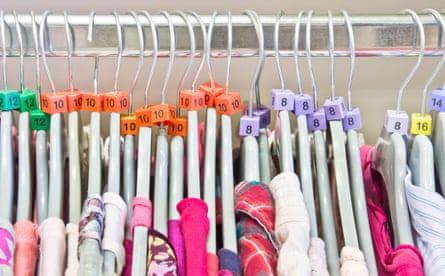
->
2 12 444 57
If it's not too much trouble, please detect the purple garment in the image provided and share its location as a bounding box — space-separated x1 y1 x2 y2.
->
218 248 241 276
168 219 185 276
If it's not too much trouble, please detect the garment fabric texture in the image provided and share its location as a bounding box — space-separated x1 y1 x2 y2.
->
339 246 369 276
360 145 424 276
309 237 330 276
177 198 209 276
234 180 279 276
269 172 311 276
168 219 185 276
13 220 37 276
404 168 445 275
207 252 219 276
146 229 177 275
218 248 242 276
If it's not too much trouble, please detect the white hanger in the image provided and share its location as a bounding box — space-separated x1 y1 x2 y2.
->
341 10 377 275
372 9 425 246
326 10 359 248
153 10 174 236
203 11 219 254
241 10 261 182
0 11 16 222
422 9 445 193
86 13 103 196
63 12 82 225
131 10 158 276
13 12 32 222
31 11 49 224
305 11 339 275
220 11 237 252
122 10 145 241
40 11 64 220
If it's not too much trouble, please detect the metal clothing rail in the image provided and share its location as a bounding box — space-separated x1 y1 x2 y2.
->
1 12 445 58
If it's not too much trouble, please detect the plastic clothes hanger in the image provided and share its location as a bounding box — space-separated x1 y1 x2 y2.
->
240 10 261 182
122 10 145 242
220 11 238 252
305 11 339 275
325 10 359 248
405 10 435 192
77 12 104 276
153 10 174 235
131 10 158 276
426 9 445 194
0 11 16 223
341 10 377 275
14 11 32 222
38 11 66 276
31 11 49 225
203 11 219 254
371 10 424 246
102 12 128 275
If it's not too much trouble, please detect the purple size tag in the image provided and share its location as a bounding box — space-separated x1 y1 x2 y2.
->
307 108 327 131
271 89 295 111
323 96 346 121
429 88 445 112
385 109 409 134
252 104 271 128
239 115 260 137
342 107 362 130
294 93 314 116
0 228 14 266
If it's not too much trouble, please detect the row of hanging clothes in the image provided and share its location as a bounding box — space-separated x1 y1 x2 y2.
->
0 8 444 276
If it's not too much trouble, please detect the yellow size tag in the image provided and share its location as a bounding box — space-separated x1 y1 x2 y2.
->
410 113 432 136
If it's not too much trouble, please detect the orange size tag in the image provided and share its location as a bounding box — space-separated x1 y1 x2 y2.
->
103 91 129 113
135 106 154 127
120 114 139 135
149 104 176 126
168 116 188 136
199 81 224 108
214 92 242 115
81 92 104 112
62 89 83 112
179 90 206 111
40 92 68 114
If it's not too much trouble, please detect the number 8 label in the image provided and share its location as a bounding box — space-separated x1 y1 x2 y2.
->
384 110 409 134
239 115 260 137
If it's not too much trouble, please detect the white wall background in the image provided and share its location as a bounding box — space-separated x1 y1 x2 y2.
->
2 1 445 144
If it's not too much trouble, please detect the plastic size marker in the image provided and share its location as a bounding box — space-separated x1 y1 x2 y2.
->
410 113 432 136
103 91 129 113
239 115 260 137
17 88 38 112
40 93 68 114
307 108 327 131
168 116 188 136
271 89 295 111
429 88 445 112
294 93 314 116
0 90 20 111
135 106 154 127
214 92 242 115
342 107 362 130
148 104 176 126
81 92 104 112
120 114 139 135
63 89 83 112
30 110 51 131
179 90 206 111
323 96 346 121
384 110 409 134
199 81 224 108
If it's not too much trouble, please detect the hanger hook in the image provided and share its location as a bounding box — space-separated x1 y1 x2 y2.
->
224 11 233 96
159 11 175 105
341 10 356 112
396 9 425 113
422 9 445 114
244 10 264 117
306 10 318 111
13 11 25 92
39 11 56 94
187 11 207 92
139 10 159 107
112 11 124 93
64 11 76 94
87 11 100 94
175 10 195 108
30 11 41 106
275 11 285 89
328 11 336 100
1 11 8 90
294 11 304 95
127 10 145 114
207 11 219 92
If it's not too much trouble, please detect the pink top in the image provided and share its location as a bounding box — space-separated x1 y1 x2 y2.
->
360 145 424 276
